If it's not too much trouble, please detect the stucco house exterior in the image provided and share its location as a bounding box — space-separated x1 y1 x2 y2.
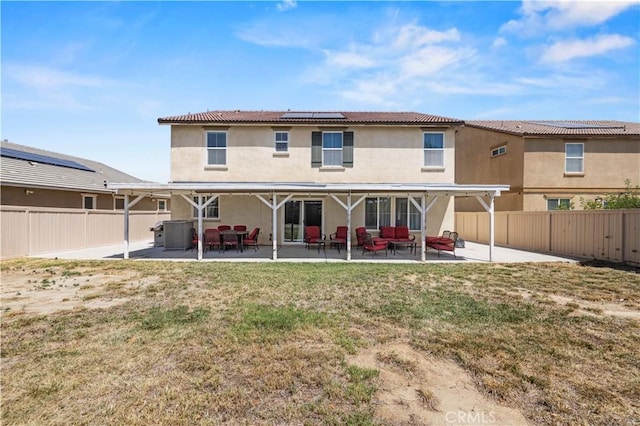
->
108 110 509 261
455 120 640 212
1 140 168 212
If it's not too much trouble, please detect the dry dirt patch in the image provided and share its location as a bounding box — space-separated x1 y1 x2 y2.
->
514 288 640 320
1 267 158 316
348 342 528 426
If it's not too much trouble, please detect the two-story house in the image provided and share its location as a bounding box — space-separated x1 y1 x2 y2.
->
455 120 640 212
109 111 509 261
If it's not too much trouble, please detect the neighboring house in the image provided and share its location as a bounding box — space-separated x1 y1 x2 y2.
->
1 140 169 212
108 110 509 261
455 120 640 211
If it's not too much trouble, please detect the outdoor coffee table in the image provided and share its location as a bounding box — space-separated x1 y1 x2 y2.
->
310 240 326 254
389 241 417 255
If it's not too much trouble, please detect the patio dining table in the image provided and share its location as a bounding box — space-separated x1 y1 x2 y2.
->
220 229 249 252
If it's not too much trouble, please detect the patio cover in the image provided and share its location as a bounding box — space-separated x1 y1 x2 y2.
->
107 182 509 262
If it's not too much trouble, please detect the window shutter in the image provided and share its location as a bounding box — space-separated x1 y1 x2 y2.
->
311 131 322 167
343 131 354 167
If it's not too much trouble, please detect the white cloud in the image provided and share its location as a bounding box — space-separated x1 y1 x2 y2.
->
323 50 377 69
277 0 297 12
5 63 112 91
492 37 507 49
540 33 636 63
501 0 639 36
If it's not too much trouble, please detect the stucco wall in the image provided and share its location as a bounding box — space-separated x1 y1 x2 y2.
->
171 194 454 245
1 186 163 211
170 125 456 184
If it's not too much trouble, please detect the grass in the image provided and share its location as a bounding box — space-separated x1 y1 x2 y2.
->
1 259 639 425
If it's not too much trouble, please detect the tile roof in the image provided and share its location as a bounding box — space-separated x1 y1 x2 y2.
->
465 120 640 136
158 110 464 125
0 141 149 192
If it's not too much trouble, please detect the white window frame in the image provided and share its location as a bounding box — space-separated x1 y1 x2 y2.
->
423 132 444 168
206 131 227 166
395 197 422 231
565 143 584 174
114 196 125 210
322 132 343 166
192 196 219 219
157 199 167 212
365 197 391 230
274 131 289 152
82 193 97 210
491 145 507 157
547 198 572 210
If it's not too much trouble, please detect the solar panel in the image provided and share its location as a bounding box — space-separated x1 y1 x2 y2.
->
0 147 96 172
528 121 622 130
313 112 345 119
280 112 346 119
281 112 314 119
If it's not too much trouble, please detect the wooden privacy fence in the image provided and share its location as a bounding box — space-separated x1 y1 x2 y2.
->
455 209 640 265
1 205 171 259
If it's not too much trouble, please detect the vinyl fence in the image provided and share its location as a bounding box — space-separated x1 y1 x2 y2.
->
456 209 640 265
1 205 170 259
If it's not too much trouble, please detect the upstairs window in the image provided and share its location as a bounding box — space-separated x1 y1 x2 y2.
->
157 200 167 211
322 132 343 166
311 131 353 168
423 132 444 167
491 145 507 157
207 132 227 165
274 131 289 152
565 143 584 173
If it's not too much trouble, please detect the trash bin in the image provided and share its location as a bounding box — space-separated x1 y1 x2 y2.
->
150 222 164 247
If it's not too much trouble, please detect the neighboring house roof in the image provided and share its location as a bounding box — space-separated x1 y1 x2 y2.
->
465 120 640 137
0 141 149 193
158 110 464 125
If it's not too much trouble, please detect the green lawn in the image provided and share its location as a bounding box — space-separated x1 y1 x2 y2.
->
1 259 639 425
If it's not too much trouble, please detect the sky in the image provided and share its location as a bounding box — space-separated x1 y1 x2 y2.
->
2 0 639 183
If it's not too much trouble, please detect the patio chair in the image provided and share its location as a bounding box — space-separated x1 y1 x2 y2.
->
329 226 348 252
233 225 247 232
362 232 387 257
218 225 231 232
189 228 200 251
304 226 325 250
222 231 239 252
204 228 222 253
355 227 367 247
426 231 458 258
243 227 260 251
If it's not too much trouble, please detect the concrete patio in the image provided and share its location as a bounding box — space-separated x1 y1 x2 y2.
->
35 240 580 264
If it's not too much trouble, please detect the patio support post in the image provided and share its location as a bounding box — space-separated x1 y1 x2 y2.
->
416 194 426 262
197 195 203 261
255 193 293 261
122 194 144 260
347 193 352 261
272 194 278 260
475 193 496 262
489 194 495 262
124 194 130 260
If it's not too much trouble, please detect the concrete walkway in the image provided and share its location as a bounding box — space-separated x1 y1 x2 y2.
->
33 240 580 264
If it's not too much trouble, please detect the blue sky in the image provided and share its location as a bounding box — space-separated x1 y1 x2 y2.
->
2 0 639 183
